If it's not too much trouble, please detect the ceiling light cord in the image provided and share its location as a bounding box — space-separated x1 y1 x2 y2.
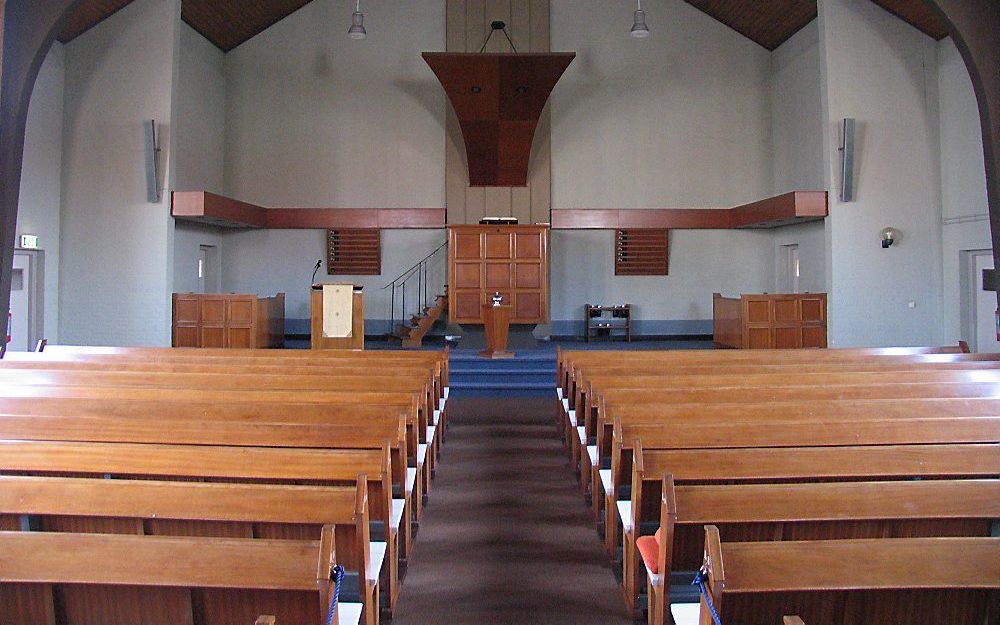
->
479 21 518 54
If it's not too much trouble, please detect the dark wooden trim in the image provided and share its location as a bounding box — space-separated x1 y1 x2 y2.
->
171 191 446 229
171 191 267 228
551 191 828 230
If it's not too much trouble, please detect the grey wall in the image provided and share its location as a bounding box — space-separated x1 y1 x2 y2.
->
59 0 180 346
15 45 65 343
938 38 990 345
819 0 944 347
173 23 226 295
548 0 775 332
550 229 772 335
223 228 446 334
218 0 447 331
768 21 826 295
223 0 445 207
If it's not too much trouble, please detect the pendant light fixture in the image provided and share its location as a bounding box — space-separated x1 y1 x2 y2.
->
630 0 650 38
348 0 367 40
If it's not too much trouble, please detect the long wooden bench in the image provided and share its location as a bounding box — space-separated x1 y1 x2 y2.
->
23 345 449 390
0 527 365 625
0 410 419 561
0 475 379 625
597 397 1000 519
0 385 439 512
556 344 973 395
0 439 404 611
572 381 1000 485
672 527 999 625
618 441 1000 611
558 352 1000 446
638 477 1000 625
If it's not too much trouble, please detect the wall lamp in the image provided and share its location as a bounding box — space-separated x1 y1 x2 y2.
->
881 227 898 248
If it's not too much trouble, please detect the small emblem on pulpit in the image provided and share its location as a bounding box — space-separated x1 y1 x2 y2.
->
491 292 504 307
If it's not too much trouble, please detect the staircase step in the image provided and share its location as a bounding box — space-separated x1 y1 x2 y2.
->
450 381 555 390
450 367 555 376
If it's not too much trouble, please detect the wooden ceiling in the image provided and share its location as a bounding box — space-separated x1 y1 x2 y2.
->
57 0 949 53
57 0 315 51
682 0 948 50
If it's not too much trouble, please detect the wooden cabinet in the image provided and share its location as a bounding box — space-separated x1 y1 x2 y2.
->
713 292 827 349
172 293 284 349
448 225 549 324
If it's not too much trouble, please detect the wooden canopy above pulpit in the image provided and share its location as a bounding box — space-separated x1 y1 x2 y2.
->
448 224 549 325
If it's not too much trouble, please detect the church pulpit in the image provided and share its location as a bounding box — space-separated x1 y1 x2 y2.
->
480 302 513 359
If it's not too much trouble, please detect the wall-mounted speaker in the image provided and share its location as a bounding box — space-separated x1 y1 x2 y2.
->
839 118 856 202
144 120 161 203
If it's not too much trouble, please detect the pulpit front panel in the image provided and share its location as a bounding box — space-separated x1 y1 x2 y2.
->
448 225 549 324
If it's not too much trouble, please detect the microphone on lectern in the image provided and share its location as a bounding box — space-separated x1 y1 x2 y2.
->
311 258 323 285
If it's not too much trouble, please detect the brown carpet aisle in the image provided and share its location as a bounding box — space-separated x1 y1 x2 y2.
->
391 398 633 625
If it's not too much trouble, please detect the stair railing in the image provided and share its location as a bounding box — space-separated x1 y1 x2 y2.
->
382 240 448 340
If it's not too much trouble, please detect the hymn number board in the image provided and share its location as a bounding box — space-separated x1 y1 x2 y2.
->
448 225 549 324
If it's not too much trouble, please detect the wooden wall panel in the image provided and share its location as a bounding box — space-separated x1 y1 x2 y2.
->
448 225 549 323
445 0 553 225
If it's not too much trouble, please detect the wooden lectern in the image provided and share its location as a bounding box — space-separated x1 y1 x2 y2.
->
480 302 513 359
311 284 364 350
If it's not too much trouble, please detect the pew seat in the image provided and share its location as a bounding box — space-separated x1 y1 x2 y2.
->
669 528 999 625
0 529 364 625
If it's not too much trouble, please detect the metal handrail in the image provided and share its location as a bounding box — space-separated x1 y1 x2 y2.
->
383 239 448 340
381 240 447 290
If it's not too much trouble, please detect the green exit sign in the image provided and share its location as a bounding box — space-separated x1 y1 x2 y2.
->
19 234 39 249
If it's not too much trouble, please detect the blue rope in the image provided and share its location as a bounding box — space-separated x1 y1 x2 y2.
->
692 565 724 625
324 564 346 625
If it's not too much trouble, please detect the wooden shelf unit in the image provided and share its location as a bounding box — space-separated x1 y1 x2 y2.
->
713 292 827 349
172 293 284 349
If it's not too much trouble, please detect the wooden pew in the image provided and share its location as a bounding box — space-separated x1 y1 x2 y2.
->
638 477 1000 625
596 398 1000 519
558 352 1000 444
0 475 379 625
572 381 1000 483
0 440 404 611
556 344 974 397
617 442 1000 611
23 344 450 390
0 411 419 561
0 527 365 625
674 527 999 625
0 386 438 512
572 365 1000 432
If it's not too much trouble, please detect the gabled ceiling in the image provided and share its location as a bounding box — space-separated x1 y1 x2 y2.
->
58 0 949 53
57 0 315 52
682 0 948 50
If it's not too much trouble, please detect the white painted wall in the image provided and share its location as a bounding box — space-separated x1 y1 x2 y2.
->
223 0 445 207
768 20 827 295
173 23 226 295
937 38 991 345
59 0 180 346
15 45 65 343
550 229 773 334
548 0 774 330
222 228 447 334
819 0 944 347
218 0 446 329
770 21 824 194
